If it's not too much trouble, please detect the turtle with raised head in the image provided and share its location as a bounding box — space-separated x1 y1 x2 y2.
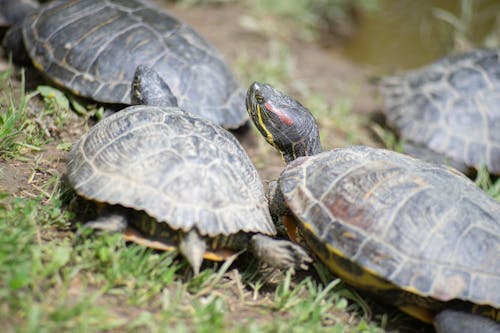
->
66 68 311 275
3 0 247 128
380 48 500 175
246 81 500 333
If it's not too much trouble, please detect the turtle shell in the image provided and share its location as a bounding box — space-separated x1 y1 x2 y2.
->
67 105 274 237
21 0 247 128
380 49 500 174
279 146 500 307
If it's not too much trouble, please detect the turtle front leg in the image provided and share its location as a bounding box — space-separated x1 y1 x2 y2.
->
434 309 500 333
179 230 206 276
267 180 290 220
249 234 312 271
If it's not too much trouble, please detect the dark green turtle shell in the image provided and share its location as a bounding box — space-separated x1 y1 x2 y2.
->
67 105 274 237
380 49 500 174
21 0 247 128
279 146 500 308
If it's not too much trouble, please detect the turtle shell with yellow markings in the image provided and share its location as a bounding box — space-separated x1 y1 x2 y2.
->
246 82 500 332
8 0 247 128
279 146 500 323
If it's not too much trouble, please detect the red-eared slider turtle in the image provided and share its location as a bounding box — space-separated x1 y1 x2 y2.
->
246 82 500 333
3 0 247 128
380 48 500 175
66 71 310 276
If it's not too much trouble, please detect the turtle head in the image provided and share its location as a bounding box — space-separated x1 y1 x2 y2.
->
246 82 322 163
131 65 179 107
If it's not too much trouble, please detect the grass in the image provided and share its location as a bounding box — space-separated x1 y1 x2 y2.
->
0 186 384 332
0 64 81 160
0 194 111 332
308 94 366 148
475 167 500 201
0 66 33 158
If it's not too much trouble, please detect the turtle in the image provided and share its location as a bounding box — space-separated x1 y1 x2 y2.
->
0 0 37 28
379 48 500 175
246 81 500 333
66 69 311 276
3 0 247 128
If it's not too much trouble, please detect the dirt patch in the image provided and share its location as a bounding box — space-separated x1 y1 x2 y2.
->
0 81 86 199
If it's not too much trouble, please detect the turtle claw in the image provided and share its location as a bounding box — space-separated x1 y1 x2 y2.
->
250 234 312 272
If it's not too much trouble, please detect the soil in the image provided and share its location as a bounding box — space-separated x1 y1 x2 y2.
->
0 1 428 332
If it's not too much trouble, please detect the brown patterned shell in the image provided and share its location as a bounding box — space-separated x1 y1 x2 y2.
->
21 0 247 128
67 106 274 237
380 49 500 174
279 145 500 306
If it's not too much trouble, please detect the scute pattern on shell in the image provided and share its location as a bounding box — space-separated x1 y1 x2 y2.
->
380 49 500 174
280 146 500 306
67 106 274 237
22 0 247 128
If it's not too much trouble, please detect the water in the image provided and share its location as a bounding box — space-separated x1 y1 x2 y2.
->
342 0 500 71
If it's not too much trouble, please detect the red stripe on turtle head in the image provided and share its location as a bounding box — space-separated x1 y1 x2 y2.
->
265 102 293 126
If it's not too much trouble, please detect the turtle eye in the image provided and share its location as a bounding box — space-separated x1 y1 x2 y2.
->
255 94 264 103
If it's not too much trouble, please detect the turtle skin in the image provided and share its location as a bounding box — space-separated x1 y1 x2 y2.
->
14 0 247 128
278 145 500 323
380 49 500 175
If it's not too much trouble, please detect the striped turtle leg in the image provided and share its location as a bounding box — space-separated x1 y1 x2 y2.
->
434 310 500 333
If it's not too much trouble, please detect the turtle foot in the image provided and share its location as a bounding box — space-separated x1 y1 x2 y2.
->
250 234 312 272
434 310 500 333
